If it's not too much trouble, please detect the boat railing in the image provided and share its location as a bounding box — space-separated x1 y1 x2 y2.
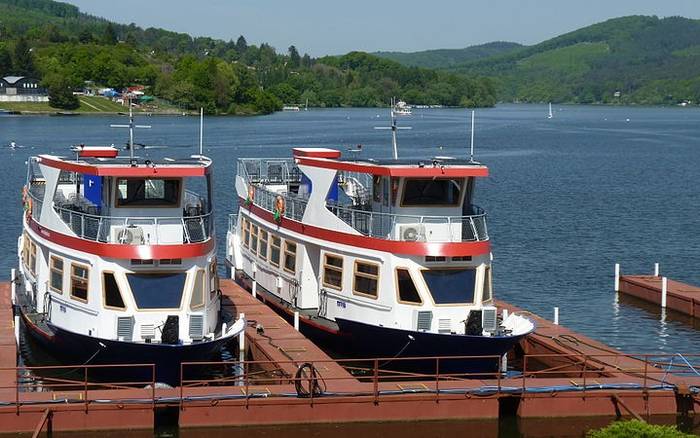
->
27 190 213 245
326 203 489 243
249 183 308 222
237 158 301 185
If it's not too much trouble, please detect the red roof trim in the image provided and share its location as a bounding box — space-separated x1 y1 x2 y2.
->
27 215 214 259
241 198 490 257
295 156 489 177
292 148 342 159
39 156 210 177
77 147 119 159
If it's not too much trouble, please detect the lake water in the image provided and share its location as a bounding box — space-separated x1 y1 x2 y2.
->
2 104 700 355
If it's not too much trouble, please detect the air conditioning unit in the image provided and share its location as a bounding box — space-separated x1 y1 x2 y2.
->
140 324 155 340
398 224 425 242
189 315 204 341
116 316 134 341
415 310 433 331
113 226 144 244
481 306 497 333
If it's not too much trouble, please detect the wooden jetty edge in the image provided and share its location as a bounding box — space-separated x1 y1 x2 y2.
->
616 263 700 318
0 279 699 434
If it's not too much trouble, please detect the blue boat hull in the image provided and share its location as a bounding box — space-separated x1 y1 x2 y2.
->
20 309 236 385
335 318 527 375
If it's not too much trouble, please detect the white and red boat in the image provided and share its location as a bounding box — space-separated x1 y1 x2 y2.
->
15 138 244 384
226 143 534 373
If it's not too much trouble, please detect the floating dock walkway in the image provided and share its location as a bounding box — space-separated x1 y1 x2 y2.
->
616 264 700 318
1 279 699 434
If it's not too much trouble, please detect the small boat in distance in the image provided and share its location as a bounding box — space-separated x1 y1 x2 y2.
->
394 99 412 116
226 112 534 374
283 105 301 112
548 102 554 119
15 113 245 385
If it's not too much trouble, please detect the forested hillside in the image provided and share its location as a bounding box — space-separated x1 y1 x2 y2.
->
0 0 497 112
374 42 522 69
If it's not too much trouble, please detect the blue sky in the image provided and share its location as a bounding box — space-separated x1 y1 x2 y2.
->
65 0 700 56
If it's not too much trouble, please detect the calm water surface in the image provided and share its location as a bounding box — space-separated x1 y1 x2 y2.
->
2 104 700 356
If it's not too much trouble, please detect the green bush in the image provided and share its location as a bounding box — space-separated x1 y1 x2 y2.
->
587 420 693 438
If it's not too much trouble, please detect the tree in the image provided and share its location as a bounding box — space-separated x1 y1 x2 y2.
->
0 45 12 76
301 53 312 68
78 29 93 43
102 23 117 45
45 74 80 110
288 45 300 68
13 37 35 76
235 35 247 53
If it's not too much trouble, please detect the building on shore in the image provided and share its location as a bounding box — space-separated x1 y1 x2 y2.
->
0 76 48 102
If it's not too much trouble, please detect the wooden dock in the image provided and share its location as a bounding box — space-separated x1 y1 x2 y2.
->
618 274 700 318
0 279 698 434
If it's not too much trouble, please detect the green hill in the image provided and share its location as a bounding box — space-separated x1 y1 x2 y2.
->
0 0 497 113
374 42 522 69
447 16 700 105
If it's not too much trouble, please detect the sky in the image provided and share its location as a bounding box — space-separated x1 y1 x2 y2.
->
64 0 700 57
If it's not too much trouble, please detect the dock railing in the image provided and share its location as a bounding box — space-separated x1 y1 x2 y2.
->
2 353 699 413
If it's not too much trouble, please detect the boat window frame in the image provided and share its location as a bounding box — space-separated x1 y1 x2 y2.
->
395 267 423 305
241 217 250 248
418 267 477 307
283 241 297 274
114 177 182 209
70 262 90 304
322 253 344 291
258 228 268 261
352 259 380 300
209 257 219 300
102 270 127 311
190 269 206 310
269 235 282 267
250 223 259 254
28 239 37 276
49 255 64 294
400 177 465 208
482 266 493 304
21 233 29 272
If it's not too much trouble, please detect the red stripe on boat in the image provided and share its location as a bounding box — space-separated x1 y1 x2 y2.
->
39 156 210 177
28 216 214 259
294 156 489 178
241 199 490 257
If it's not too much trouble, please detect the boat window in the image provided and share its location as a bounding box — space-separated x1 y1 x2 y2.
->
323 254 344 290
50 256 64 293
131 259 154 266
190 270 205 309
127 273 186 309
70 263 89 302
372 176 383 203
159 258 182 265
209 258 219 298
116 178 180 207
283 241 297 274
482 267 493 303
396 268 421 304
21 234 29 271
29 240 37 275
401 178 463 206
353 260 380 298
259 229 268 260
103 272 126 310
421 269 476 305
270 236 281 267
242 218 250 248
250 224 259 253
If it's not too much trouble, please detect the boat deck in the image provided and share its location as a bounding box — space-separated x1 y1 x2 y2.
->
0 279 698 434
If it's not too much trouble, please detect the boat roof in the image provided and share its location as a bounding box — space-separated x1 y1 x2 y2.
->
37 154 212 177
292 148 488 177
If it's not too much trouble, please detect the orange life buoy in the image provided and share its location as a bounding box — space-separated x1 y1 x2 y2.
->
274 196 285 222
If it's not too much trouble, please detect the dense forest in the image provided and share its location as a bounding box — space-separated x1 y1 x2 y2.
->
382 16 700 106
375 42 523 69
0 0 497 112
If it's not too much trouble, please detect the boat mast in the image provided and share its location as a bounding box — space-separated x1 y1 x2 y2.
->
199 107 204 156
110 97 151 165
375 97 411 160
469 110 476 163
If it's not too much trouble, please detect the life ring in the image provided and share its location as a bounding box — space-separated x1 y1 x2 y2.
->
273 196 285 222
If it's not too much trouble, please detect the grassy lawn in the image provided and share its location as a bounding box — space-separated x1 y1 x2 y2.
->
0 96 183 114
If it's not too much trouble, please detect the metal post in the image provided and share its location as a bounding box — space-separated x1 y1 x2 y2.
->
661 277 667 308
614 263 620 292
554 307 559 325
238 313 248 386
654 263 660 277
373 359 379 405
501 354 508 377
294 311 300 331
251 262 259 298
10 268 16 305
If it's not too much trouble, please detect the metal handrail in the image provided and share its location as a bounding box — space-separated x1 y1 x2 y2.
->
244 184 488 243
26 190 213 245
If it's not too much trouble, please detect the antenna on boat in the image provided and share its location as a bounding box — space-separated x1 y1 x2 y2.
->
375 98 411 160
110 98 151 165
469 110 476 163
199 107 204 157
